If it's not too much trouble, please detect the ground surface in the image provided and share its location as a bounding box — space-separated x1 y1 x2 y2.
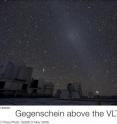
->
0 98 116 105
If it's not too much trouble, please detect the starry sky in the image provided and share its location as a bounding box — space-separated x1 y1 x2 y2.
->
0 0 117 95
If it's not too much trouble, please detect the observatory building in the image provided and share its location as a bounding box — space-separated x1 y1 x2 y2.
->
0 61 33 96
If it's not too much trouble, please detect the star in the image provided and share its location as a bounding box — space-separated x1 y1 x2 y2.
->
42 68 46 73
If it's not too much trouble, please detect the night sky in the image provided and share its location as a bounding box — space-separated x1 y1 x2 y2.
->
0 0 117 95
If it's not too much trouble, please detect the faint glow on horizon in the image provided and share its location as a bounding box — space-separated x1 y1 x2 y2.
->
96 90 100 95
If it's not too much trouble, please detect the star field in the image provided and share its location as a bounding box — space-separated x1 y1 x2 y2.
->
0 0 117 95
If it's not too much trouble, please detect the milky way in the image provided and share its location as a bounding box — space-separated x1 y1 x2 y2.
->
0 0 117 95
